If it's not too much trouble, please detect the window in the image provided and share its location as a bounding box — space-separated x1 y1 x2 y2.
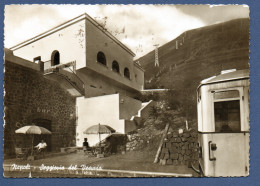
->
90 85 97 88
112 61 120 73
214 90 239 100
124 68 130 79
97 52 106 66
51 50 60 66
214 90 240 132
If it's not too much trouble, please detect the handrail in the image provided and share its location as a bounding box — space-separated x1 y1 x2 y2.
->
55 72 85 95
65 64 85 85
43 61 85 96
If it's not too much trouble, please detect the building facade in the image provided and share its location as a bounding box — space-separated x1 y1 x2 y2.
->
10 14 144 98
4 49 76 158
5 13 149 152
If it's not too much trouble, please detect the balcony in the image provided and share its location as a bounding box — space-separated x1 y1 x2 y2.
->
43 61 85 97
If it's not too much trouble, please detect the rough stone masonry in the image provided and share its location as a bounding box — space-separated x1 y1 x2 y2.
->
4 59 76 158
158 129 199 167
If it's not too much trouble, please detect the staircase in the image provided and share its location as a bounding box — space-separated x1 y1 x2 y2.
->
43 61 85 97
125 100 155 133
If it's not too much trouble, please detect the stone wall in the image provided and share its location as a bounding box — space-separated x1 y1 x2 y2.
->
158 129 198 167
126 133 145 151
4 60 76 158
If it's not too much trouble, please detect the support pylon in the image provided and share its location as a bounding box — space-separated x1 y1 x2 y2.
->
154 44 159 67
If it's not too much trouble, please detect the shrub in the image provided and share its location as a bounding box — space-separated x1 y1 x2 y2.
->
140 91 160 102
149 106 160 120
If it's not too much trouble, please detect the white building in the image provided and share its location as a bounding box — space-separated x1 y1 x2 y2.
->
9 13 153 146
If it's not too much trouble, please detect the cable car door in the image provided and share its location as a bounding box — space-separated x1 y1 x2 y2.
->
209 87 249 176
210 133 249 176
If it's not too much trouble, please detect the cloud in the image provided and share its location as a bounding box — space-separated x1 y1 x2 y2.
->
176 5 249 25
4 5 248 58
80 5 205 58
4 5 65 47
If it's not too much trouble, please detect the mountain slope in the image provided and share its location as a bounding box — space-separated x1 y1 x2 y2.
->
137 18 249 90
136 18 249 121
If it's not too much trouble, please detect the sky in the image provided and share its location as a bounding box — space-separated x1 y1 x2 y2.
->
4 5 249 59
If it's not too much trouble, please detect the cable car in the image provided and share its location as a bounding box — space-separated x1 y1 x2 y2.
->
197 69 249 177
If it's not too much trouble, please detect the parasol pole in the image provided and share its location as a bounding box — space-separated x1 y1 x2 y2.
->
99 133 101 148
98 123 101 146
98 124 101 153
31 134 34 156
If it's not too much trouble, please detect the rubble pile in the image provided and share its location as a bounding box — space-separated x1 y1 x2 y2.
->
124 101 199 168
125 114 194 153
126 118 163 151
126 133 145 151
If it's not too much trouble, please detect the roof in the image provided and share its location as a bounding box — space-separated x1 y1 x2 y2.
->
9 13 135 57
200 69 249 86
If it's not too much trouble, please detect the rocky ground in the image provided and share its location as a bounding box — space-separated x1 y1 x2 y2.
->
125 102 198 169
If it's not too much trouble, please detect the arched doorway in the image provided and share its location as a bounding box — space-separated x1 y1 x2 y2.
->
51 50 60 66
32 119 52 152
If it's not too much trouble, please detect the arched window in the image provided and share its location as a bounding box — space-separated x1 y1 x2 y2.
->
124 68 130 79
112 60 120 73
51 50 60 66
97 52 106 66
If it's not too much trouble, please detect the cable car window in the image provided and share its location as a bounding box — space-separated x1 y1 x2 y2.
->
214 90 239 99
214 100 241 132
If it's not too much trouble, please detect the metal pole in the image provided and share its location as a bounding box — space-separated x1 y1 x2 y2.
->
31 135 34 156
99 133 101 154
99 133 101 146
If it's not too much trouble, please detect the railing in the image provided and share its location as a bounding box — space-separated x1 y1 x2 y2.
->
56 70 85 95
43 61 76 74
43 61 85 96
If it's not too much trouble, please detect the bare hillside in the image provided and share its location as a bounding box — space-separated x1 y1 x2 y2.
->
136 18 249 120
137 18 249 90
